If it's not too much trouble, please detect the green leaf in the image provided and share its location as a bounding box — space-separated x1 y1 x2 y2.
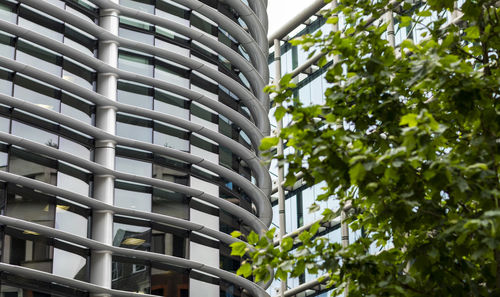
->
231 231 242 238
260 137 279 150
230 242 247 257
282 237 294 252
247 231 259 245
309 222 320 236
318 55 327 68
236 262 252 277
400 16 412 28
274 106 287 121
326 16 339 24
465 26 480 40
400 113 418 127
417 10 432 17
349 162 366 183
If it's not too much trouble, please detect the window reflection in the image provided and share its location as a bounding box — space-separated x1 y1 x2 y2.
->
154 89 189 119
152 187 189 220
18 10 63 42
13 75 60 112
116 114 153 143
151 264 189 297
0 33 15 59
154 60 189 88
52 248 87 280
113 221 150 251
9 148 57 185
0 68 13 96
115 156 152 177
0 1 16 23
112 257 150 294
115 182 152 212
118 51 153 77
153 122 189 152
60 92 94 124
117 81 153 109
16 40 62 76
11 121 59 148
62 59 95 90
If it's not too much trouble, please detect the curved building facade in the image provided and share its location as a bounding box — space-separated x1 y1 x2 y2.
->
0 0 271 296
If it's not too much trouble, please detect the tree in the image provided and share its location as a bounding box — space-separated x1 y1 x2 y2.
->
231 0 500 296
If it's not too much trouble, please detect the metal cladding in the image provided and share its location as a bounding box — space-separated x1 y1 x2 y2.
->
0 0 271 296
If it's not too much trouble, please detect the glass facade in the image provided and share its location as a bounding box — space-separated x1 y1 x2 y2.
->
0 0 271 297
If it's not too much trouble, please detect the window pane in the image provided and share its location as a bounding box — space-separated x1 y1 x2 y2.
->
119 51 153 77
13 75 60 111
16 41 62 75
117 81 153 109
115 156 152 177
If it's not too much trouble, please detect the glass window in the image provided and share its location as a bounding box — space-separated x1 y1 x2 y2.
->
64 24 97 56
11 121 59 148
0 143 8 171
13 75 60 111
120 0 154 13
153 122 189 152
155 38 189 56
116 114 153 143
151 229 186 257
112 258 150 294
0 33 15 59
154 59 189 88
151 265 189 296
5 185 55 227
60 92 93 124
62 58 95 90
152 187 189 220
0 1 16 23
115 183 152 212
156 1 189 26
113 222 150 250
117 81 153 109
0 68 13 96
59 137 91 160
57 172 89 197
16 40 62 75
9 148 57 184
18 7 64 42
115 156 152 177
119 26 154 44
118 51 153 77
52 248 88 280
154 89 189 120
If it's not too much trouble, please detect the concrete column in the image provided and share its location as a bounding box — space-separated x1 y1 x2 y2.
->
90 5 119 296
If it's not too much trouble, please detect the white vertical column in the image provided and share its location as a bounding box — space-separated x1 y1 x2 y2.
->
90 5 119 295
274 38 287 297
386 10 395 47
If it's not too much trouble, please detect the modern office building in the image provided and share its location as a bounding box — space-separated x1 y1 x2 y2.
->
0 0 272 296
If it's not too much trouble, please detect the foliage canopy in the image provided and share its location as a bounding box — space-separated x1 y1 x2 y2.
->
232 0 500 296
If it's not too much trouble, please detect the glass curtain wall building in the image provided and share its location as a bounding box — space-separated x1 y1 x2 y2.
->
267 1 466 296
0 0 271 297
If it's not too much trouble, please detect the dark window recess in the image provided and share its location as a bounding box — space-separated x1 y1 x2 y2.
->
190 72 218 95
191 102 217 123
190 135 218 154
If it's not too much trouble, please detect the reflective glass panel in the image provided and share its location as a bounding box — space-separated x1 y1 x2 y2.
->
13 75 60 111
118 51 153 77
11 121 59 148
